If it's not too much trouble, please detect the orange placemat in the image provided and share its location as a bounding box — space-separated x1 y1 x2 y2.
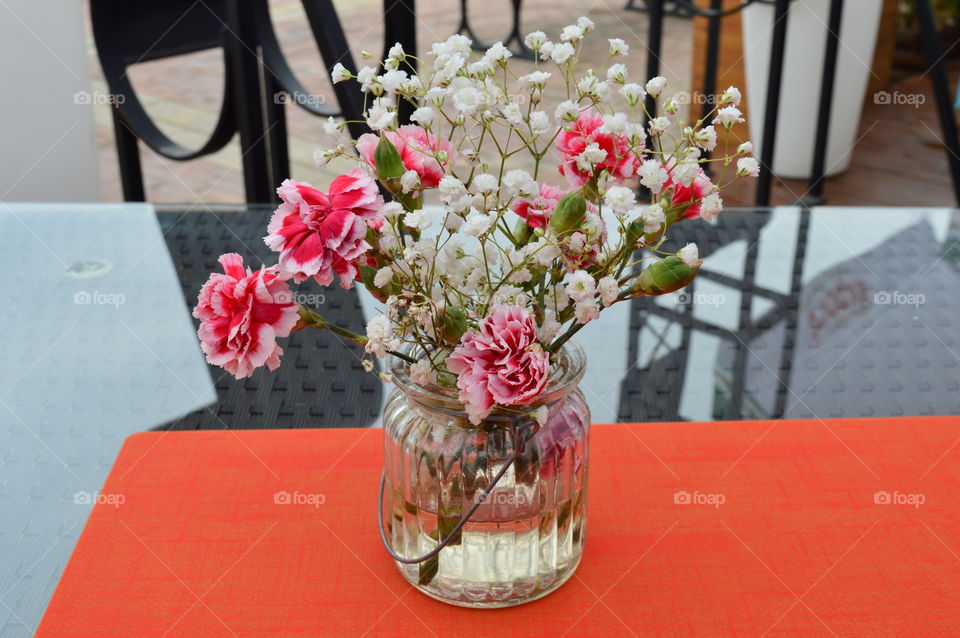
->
38 417 960 637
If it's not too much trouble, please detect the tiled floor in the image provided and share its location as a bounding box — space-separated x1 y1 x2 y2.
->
80 0 957 207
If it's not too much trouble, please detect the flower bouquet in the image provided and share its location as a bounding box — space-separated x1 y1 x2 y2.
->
193 17 757 607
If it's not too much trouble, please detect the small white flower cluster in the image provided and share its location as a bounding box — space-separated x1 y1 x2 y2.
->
321 20 757 380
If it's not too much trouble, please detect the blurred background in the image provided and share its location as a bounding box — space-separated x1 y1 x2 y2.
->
1 0 959 206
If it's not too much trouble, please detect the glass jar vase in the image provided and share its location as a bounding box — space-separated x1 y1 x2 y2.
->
379 341 590 608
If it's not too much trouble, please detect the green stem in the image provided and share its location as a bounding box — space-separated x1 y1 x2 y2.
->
297 306 417 364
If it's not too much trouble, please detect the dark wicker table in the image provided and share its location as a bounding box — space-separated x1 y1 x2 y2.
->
155 204 960 427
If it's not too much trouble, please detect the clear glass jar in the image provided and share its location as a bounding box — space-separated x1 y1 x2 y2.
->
380 341 590 608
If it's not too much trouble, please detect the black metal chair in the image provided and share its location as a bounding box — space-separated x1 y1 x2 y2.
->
90 0 416 203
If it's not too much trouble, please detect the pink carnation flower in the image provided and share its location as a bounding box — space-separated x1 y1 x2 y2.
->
193 253 299 379
511 183 600 229
665 165 715 219
264 169 383 288
447 305 550 423
510 183 565 229
356 125 455 188
555 110 640 187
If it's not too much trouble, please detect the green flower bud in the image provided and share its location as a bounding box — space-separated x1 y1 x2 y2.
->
373 136 405 181
438 306 468 345
635 255 700 295
513 218 532 245
548 192 586 235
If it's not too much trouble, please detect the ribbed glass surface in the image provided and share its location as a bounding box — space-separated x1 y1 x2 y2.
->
382 343 590 607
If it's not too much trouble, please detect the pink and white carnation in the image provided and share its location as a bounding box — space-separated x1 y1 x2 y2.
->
356 125 455 189
555 110 640 187
510 183 565 228
264 170 383 288
193 253 299 379
664 164 716 220
446 305 550 423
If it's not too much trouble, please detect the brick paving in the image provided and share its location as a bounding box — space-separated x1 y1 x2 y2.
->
81 0 956 207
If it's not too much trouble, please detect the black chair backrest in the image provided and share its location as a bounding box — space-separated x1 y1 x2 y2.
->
89 0 417 203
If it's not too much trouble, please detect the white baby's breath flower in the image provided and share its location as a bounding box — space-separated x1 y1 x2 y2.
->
380 201 404 221
409 360 437 387
606 63 627 84
518 71 551 90
678 243 700 268
529 110 550 135
365 315 400 358
452 85 483 115
438 175 466 202
322 116 342 137
502 103 523 126
331 63 350 83
574 299 600 324
604 186 636 217
524 31 547 49
379 69 408 94
538 312 562 343
700 193 723 222
555 99 580 122
714 106 744 128
619 82 646 107
426 87 446 107
373 266 394 289
485 41 512 64
403 209 433 231
357 66 378 92
503 169 537 197
400 170 420 194
411 106 435 126
645 76 667 98
366 99 396 130
694 125 717 152
640 203 666 233
672 161 700 188
648 116 670 137
463 213 494 237
471 173 499 195
598 275 619 307
720 86 742 106
551 42 576 64
600 112 628 135
561 24 585 43
576 16 595 31
737 141 754 155
663 96 680 115
575 143 607 173
378 234 399 256
638 160 668 193
608 38 629 56
566 270 596 302
737 157 760 177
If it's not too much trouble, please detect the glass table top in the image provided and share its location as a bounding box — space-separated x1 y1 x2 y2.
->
1 201 959 634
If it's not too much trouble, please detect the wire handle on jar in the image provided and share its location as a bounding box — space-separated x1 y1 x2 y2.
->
376 409 542 565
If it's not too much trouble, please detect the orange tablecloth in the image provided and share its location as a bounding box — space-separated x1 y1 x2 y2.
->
38 417 960 636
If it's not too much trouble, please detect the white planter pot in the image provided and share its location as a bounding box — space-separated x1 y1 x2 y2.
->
742 0 882 179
